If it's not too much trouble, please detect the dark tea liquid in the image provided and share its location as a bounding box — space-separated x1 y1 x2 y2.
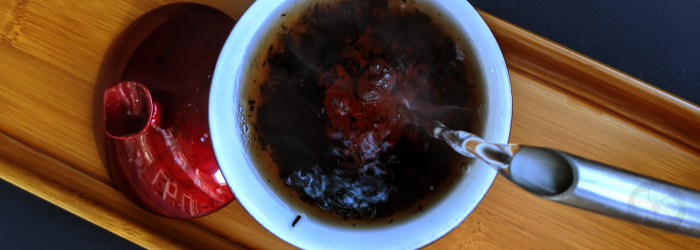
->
239 0 484 226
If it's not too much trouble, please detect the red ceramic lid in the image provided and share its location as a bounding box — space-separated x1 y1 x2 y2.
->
100 6 236 218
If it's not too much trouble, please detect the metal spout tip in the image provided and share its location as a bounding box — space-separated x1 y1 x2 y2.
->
507 146 574 196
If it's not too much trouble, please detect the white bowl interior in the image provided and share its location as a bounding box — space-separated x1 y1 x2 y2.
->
209 0 512 249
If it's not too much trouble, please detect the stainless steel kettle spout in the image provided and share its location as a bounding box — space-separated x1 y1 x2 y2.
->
507 146 700 238
432 121 700 238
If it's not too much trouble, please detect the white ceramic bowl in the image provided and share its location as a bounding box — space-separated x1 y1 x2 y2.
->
209 0 511 248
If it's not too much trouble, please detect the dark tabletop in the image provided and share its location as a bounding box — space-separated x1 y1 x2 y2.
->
1 0 698 249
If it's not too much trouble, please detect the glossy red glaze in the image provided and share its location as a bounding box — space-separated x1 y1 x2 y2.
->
103 7 236 218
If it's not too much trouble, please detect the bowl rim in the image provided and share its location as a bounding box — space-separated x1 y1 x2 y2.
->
209 0 512 249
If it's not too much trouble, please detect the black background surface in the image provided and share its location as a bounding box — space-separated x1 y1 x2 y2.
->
1 0 698 248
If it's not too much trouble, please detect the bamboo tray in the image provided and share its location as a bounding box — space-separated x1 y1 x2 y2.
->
1 0 700 249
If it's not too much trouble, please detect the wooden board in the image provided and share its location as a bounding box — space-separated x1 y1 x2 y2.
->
1 0 700 249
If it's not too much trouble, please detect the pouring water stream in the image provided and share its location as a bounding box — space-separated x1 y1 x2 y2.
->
401 103 574 196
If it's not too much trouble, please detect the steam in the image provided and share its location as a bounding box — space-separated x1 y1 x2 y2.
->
286 128 395 219
276 0 474 220
286 164 391 218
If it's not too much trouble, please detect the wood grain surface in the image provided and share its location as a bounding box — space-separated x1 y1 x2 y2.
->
1 0 700 249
